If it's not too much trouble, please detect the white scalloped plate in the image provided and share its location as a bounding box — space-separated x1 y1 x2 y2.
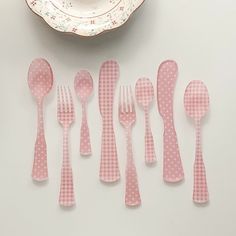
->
26 0 145 37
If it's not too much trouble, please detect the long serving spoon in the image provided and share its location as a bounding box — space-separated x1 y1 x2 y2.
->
184 80 209 203
74 70 93 156
28 58 53 181
135 78 156 164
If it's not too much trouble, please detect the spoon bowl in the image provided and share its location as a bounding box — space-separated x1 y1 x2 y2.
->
135 78 154 109
184 80 209 121
74 70 93 102
28 58 53 101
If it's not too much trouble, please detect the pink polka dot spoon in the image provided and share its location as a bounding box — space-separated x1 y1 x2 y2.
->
157 60 184 183
28 58 53 181
74 70 93 156
184 80 209 204
135 78 156 164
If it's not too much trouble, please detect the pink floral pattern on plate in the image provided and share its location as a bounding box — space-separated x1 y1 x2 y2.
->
26 0 145 37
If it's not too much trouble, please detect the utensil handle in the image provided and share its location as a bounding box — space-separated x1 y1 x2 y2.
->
80 104 91 156
100 120 120 182
59 127 75 207
125 128 141 207
193 120 209 203
144 111 156 164
32 102 48 181
163 122 184 182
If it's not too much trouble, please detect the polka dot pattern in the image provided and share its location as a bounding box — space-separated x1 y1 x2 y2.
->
99 60 120 182
135 78 156 164
28 58 53 181
157 60 184 182
184 80 209 203
119 86 141 207
74 70 93 156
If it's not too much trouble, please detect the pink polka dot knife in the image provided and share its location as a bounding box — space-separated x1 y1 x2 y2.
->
99 60 120 182
28 58 53 182
157 60 184 182
74 70 93 156
184 80 209 204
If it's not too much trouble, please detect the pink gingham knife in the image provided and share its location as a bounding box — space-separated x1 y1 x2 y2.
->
99 60 120 182
157 60 184 182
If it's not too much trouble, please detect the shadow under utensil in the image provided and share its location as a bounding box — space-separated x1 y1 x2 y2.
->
100 179 121 187
126 204 142 210
164 179 185 187
194 201 210 207
32 179 49 186
145 161 157 168
60 205 76 211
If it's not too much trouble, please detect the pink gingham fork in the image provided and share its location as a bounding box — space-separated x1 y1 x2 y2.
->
119 86 141 207
57 86 75 207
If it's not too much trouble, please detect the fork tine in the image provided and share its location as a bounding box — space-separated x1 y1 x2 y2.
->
64 85 69 112
68 86 74 114
126 86 130 112
119 86 122 113
57 86 61 113
60 85 65 112
130 85 135 112
122 86 125 113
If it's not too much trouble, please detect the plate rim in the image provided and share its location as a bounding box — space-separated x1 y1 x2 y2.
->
25 0 145 37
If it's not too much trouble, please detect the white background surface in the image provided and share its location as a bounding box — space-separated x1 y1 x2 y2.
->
0 1 236 236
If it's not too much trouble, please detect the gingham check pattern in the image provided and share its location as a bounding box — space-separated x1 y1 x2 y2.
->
74 70 93 156
99 60 120 182
184 80 209 203
135 78 156 164
28 58 53 181
119 86 141 207
157 60 184 182
57 86 75 207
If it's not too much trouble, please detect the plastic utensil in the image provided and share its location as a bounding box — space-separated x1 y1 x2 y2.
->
99 60 120 182
157 60 184 182
119 86 141 207
28 58 53 181
184 80 209 204
74 70 93 156
57 86 75 207
135 78 156 164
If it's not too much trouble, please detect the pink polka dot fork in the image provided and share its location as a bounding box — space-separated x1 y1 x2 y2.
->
119 86 141 207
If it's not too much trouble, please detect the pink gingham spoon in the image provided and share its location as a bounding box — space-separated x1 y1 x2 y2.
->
184 80 209 204
135 78 156 164
28 58 53 181
74 70 93 156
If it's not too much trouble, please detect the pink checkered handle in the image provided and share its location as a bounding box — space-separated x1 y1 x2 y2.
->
125 128 141 206
32 101 48 181
144 111 156 164
193 120 208 203
59 127 75 207
80 103 91 156
100 120 120 182
163 121 184 182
